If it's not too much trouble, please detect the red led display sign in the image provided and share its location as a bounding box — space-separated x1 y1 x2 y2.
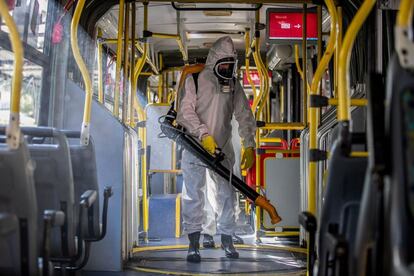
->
243 70 272 86
267 9 318 43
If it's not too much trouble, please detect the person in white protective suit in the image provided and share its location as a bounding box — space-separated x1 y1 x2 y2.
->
201 118 244 249
176 36 256 263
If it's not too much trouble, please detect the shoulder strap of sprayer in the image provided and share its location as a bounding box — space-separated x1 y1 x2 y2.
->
192 72 200 94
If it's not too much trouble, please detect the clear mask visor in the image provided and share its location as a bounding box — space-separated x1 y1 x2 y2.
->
214 58 238 80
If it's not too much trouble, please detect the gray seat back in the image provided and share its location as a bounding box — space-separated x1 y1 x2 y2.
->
354 73 386 276
63 130 100 239
24 127 76 257
384 55 414 275
318 140 367 276
0 136 38 275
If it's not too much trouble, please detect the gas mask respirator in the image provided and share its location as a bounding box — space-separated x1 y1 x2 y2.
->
213 57 237 93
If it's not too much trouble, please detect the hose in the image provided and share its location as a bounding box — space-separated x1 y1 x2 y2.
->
159 108 282 224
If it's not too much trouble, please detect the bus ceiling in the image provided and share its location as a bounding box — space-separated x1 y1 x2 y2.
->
81 0 314 36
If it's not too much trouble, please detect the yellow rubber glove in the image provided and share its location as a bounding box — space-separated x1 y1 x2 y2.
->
201 135 218 155
241 147 255 170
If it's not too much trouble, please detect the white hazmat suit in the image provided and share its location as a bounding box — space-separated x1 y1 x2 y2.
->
177 36 256 236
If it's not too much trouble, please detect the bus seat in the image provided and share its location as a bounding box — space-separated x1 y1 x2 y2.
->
62 130 113 241
0 213 20 275
0 132 63 275
317 139 367 276
22 127 96 269
383 55 414 275
0 137 39 275
25 128 77 258
353 73 386 276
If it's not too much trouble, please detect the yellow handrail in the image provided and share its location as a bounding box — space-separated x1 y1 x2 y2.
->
251 41 263 114
259 137 283 143
256 39 270 120
294 44 311 93
122 3 130 124
338 0 376 121
308 0 338 215
140 0 150 239
397 0 414 27
334 7 343 97
328 98 367 106
259 122 305 130
113 0 125 118
0 0 23 149
70 0 93 145
135 43 159 74
176 37 188 65
158 53 164 103
129 2 136 126
245 29 257 112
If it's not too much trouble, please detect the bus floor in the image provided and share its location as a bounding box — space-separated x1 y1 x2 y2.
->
82 234 306 276
124 214 306 275
82 211 306 275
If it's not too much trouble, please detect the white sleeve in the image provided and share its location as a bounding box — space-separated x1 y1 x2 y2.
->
176 75 209 139
233 81 256 148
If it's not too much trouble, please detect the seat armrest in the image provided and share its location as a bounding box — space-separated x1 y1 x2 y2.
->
80 190 97 208
324 230 349 276
299 211 317 276
0 213 18 236
104 186 113 198
42 210 65 276
325 231 348 259
86 186 113 242
43 210 65 227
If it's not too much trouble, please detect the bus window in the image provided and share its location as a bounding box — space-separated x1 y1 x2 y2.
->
0 48 43 126
0 0 49 52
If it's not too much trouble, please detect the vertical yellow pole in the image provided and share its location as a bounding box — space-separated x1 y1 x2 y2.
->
141 0 149 238
280 84 284 120
97 28 104 103
158 53 164 103
308 0 337 215
165 71 169 103
302 4 308 125
122 3 130 123
147 84 151 103
129 2 136 126
255 129 261 232
317 6 322 64
114 0 125 117
335 7 343 98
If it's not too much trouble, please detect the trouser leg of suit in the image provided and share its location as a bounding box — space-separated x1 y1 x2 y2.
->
208 169 237 236
202 172 217 236
181 150 207 234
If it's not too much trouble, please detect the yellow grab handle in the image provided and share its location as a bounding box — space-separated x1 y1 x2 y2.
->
338 0 376 122
70 0 92 145
244 29 257 111
397 0 414 28
0 0 24 149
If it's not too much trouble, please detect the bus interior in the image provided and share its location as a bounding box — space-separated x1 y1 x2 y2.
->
0 0 413 275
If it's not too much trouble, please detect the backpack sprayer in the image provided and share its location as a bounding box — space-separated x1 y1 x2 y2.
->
159 104 282 225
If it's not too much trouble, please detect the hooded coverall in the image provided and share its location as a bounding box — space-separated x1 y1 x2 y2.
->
176 36 256 236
